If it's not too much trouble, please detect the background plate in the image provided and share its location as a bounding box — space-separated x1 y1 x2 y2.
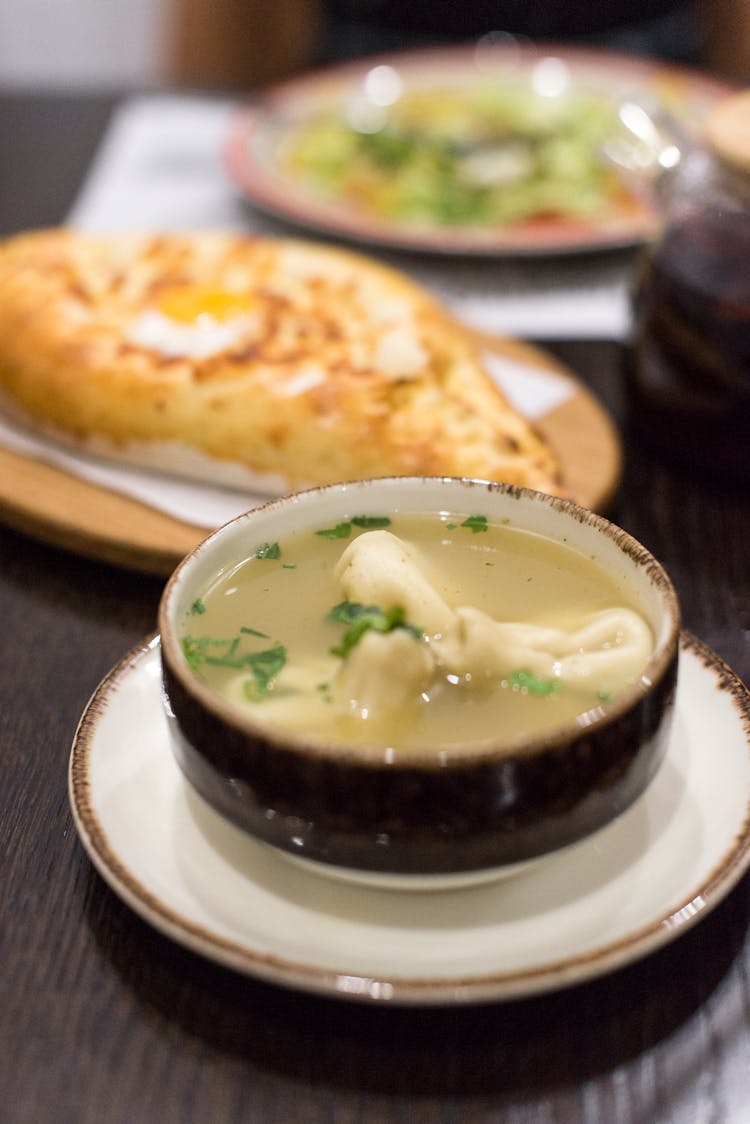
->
225 43 733 257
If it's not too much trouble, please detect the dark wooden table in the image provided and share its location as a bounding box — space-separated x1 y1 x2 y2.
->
1 91 749 1124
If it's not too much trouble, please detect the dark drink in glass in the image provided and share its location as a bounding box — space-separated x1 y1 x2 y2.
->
628 98 750 481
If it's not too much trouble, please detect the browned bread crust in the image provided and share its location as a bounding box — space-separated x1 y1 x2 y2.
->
0 229 562 495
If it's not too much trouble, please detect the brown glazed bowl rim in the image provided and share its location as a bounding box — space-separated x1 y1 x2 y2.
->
158 476 681 769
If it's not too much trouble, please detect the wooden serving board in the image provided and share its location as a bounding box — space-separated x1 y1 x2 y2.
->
0 337 621 576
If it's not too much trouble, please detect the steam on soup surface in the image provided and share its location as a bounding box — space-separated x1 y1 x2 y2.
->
180 512 653 751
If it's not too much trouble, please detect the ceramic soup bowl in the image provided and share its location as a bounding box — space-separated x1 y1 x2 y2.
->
158 477 680 886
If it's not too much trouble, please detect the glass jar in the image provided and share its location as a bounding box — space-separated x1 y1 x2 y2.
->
628 91 750 480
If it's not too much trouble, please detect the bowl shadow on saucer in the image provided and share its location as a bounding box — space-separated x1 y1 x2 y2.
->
174 733 690 932
80 854 750 1105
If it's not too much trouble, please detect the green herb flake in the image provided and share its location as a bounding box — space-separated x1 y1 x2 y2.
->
190 598 206 615
242 644 288 701
445 522 457 530
182 635 207 670
351 515 391 529
328 600 422 658
598 689 613 702
181 634 234 670
316 682 333 703
282 563 297 569
508 669 560 696
315 522 352 540
254 542 281 560
205 653 249 669
181 631 285 699
461 514 489 534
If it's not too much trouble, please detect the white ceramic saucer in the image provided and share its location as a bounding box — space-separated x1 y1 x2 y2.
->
69 632 750 1006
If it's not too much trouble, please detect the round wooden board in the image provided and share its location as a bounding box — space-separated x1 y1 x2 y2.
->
0 338 621 576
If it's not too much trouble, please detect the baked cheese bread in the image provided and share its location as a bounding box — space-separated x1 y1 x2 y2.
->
0 229 563 496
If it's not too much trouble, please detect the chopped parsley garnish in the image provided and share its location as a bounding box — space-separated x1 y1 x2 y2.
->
351 515 391 528
315 522 352 540
598 689 613 702
445 522 457 530
315 516 391 539
461 514 489 534
316 681 333 703
181 635 231 671
254 542 281 560
327 600 422 658
242 644 287 701
508 669 559 696
190 598 206 615
282 563 297 569
181 632 286 700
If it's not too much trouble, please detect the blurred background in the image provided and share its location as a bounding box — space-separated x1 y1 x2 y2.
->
0 0 747 92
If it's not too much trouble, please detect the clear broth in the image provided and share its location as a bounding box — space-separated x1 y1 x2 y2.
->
180 513 648 750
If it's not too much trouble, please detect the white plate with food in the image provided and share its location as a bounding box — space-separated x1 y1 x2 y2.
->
224 43 733 257
69 631 750 1005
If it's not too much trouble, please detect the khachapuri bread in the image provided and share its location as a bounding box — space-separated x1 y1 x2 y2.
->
0 229 563 496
